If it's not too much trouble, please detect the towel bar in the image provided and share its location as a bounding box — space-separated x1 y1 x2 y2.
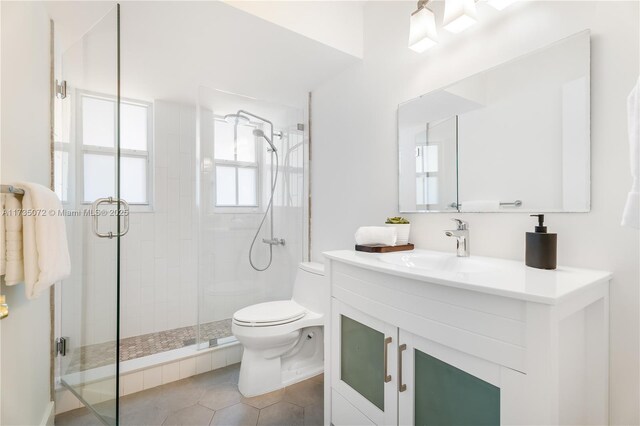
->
449 200 523 208
0 184 25 195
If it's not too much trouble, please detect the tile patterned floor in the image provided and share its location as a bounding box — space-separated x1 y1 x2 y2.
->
55 364 324 426
67 319 233 373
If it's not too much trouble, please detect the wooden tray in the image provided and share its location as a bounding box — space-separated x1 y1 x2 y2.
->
355 243 414 253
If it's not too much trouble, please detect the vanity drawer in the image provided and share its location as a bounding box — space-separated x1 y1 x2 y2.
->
331 262 527 372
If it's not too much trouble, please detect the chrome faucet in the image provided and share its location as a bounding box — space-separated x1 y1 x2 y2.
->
445 218 470 257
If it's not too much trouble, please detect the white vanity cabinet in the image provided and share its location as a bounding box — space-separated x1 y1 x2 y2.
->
323 250 611 426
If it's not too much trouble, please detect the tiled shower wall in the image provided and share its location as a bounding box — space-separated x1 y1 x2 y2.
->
81 100 198 344
80 99 308 346
120 101 197 339
197 107 307 325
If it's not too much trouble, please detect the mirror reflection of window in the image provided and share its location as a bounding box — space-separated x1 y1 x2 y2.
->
414 116 457 211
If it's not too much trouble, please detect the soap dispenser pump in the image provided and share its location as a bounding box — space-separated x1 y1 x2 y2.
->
525 214 557 270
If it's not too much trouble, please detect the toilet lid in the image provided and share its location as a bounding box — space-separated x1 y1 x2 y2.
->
233 300 306 325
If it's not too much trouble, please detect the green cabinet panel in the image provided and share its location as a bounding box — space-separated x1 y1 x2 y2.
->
340 315 385 410
414 349 500 426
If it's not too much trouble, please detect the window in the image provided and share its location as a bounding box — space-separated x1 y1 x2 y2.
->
78 92 152 206
213 117 260 208
415 142 439 207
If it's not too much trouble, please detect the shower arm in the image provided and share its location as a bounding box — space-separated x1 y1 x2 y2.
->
235 110 274 142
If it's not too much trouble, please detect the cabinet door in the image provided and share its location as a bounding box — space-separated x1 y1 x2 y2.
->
332 299 398 425
399 330 513 426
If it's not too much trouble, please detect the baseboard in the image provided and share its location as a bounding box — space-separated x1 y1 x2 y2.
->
40 401 55 426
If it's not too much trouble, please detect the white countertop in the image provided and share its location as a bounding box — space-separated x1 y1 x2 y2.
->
323 249 612 304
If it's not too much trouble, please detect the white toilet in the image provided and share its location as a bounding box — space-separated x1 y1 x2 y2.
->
232 262 325 397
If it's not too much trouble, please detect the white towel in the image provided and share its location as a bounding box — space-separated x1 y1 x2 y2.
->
4 194 24 285
16 182 70 299
622 76 640 229
460 200 500 212
0 195 5 276
355 226 397 246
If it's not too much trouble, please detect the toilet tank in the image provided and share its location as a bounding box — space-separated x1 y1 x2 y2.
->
292 262 326 314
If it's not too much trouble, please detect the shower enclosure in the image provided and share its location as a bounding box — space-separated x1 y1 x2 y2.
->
196 86 308 349
53 5 308 424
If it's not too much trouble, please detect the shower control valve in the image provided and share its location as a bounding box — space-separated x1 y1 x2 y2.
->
262 238 286 246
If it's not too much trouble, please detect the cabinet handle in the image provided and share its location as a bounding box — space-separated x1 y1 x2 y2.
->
384 337 392 383
398 343 407 392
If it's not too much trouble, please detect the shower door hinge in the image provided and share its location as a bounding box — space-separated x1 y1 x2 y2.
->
56 337 68 357
297 123 305 131
55 80 67 99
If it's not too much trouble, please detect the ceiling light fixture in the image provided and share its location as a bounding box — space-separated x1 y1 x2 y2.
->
443 0 477 33
409 0 439 53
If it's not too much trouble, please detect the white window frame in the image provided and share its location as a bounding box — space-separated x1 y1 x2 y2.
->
212 115 262 213
415 135 443 211
76 90 154 211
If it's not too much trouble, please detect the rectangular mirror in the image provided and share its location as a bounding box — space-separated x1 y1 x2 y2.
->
399 30 590 213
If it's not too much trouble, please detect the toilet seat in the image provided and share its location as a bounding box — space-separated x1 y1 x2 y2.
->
233 300 306 327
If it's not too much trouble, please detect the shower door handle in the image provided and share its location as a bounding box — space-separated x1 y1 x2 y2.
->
91 197 130 239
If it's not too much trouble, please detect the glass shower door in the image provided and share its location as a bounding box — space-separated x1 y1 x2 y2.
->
55 4 122 425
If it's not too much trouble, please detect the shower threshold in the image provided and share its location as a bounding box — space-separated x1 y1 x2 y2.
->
65 318 233 374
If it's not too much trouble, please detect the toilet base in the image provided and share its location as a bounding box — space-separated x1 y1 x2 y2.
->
237 326 324 397
238 350 284 397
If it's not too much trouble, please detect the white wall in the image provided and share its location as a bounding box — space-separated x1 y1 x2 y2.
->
311 1 639 423
224 0 364 58
0 2 53 425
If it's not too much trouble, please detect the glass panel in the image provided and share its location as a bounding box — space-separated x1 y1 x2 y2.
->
236 126 256 162
340 315 385 410
83 96 115 148
84 153 115 202
414 349 500 426
54 149 69 203
197 86 306 359
120 156 147 203
214 120 235 161
216 166 236 205
57 5 119 425
121 103 147 151
238 167 257 206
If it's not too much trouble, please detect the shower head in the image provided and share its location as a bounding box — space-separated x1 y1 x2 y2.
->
224 113 250 125
253 129 277 152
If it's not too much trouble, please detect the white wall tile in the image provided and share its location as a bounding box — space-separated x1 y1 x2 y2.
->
212 348 227 370
179 357 197 379
226 345 243 365
143 366 163 390
122 371 144 395
195 353 212 374
161 361 180 384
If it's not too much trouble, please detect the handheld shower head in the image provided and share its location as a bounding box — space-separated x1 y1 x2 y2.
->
253 128 277 152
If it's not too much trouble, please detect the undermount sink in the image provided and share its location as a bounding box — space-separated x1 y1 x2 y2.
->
377 251 495 274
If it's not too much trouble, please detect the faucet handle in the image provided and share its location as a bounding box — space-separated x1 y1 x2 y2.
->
451 218 468 230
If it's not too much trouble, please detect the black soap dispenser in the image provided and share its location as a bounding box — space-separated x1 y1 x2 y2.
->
526 214 557 270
